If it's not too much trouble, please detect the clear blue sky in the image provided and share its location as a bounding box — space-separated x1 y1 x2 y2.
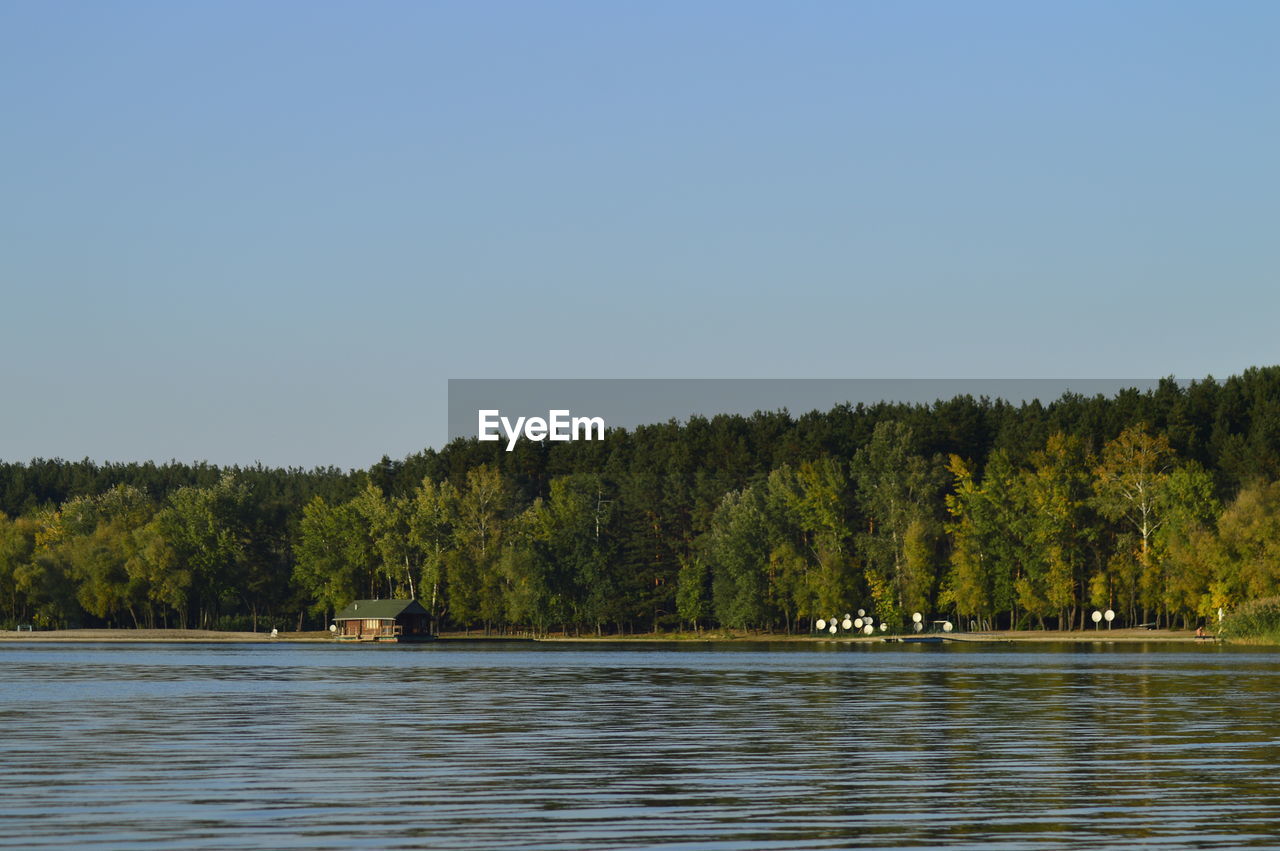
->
2 1 1277 469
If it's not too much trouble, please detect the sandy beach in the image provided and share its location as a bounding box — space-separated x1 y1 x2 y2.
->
0 627 1215 643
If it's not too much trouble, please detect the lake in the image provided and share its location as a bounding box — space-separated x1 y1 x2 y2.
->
1 640 1278 849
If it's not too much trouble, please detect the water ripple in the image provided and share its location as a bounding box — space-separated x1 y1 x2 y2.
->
2 642 1279 849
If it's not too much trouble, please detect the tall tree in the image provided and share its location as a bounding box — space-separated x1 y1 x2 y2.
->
1020 434 1095 629
541 474 614 634
675 553 711 631
1156 463 1221 625
408 478 458 630
1208 480 1280 607
451 465 514 631
155 475 251 628
1094 425 1175 625
851 421 944 625
350 482 418 599
0 513 37 626
941 456 991 627
706 487 771 630
293 496 362 619
58 486 157 628
13 508 79 628
765 459 854 630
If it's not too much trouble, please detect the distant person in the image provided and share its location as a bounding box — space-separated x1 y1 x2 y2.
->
1195 625 1206 638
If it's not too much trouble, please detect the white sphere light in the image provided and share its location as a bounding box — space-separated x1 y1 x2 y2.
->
912 612 923 624
842 618 853 630
1104 609 1115 622
829 624 838 634
1092 610 1103 623
854 618 863 629
863 624 874 635
942 621 953 633
879 622 887 632
857 609 865 617
816 619 826 631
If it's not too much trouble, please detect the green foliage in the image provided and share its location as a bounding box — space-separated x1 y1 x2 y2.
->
707 488 771 630
1207 480 1280 606
941 453 1024 625
1157 463 1221 618
1022 434 1094 628
852 421 944 626
293 496 361 616
1218 596 1280 643
408 478 457 627
154 475 251 628
7 368 1280 634
675 554 710 629
766 460 855 629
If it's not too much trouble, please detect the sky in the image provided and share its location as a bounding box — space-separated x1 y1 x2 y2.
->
2 0 1278 469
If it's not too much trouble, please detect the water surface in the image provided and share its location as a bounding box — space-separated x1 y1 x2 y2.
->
2 641 1278 849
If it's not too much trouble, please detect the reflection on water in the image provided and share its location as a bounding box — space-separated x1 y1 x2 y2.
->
2 641 1279 849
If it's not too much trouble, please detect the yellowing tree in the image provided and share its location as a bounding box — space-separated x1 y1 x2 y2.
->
1094 425 1175 625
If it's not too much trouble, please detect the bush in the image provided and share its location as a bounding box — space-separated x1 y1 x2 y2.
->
1218 597 1280 643
212 614 263 632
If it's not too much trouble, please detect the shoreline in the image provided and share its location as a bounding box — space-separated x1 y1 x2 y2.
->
0 627 1220 644
0 629 333 643
539 628 1211 644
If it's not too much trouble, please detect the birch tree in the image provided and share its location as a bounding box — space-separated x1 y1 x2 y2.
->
1094 425 1174 625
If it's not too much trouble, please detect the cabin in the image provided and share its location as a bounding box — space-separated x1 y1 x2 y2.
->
332 599 434 642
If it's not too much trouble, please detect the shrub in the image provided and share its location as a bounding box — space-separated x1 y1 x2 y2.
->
1218 597 1280 643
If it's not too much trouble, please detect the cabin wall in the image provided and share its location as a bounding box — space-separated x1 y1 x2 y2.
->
338 619 397 638
335 609 432 640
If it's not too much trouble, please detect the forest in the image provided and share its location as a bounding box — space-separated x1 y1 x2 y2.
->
3 367 1280 635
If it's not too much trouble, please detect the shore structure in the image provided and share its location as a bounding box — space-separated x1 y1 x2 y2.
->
332 599 434 642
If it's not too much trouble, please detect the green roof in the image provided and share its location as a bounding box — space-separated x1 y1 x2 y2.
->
334 599 429 621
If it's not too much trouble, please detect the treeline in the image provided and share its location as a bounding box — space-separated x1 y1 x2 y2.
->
0 465 357 630
3 368 1280 633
